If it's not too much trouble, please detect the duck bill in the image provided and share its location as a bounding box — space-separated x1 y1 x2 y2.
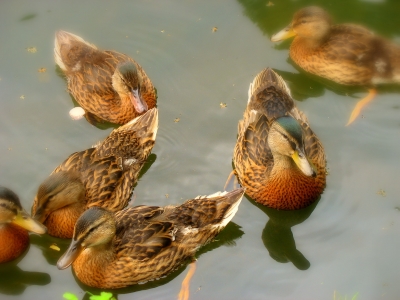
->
32 205 48 224
130 88 148 114
271 25 296 42
292 150 316 177
57 239 84 270
12 209 47 234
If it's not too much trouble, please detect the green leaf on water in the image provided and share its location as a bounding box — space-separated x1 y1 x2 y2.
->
63 293 79 300
89 291 115 300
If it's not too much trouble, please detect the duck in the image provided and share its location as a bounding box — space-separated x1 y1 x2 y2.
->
31 108 158 239
0 186 47 263
232 68 326 210
56 188 244 289
271 6 400 125
54 30 157 125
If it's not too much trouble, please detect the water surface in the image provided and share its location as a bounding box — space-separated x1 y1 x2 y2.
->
1 0 400 299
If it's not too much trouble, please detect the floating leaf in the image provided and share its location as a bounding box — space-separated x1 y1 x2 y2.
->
377 189 386 197
63 292 79 300
89 292 115 300
174 118 180 123
220 102 227 108
20 13 37 21
212 27 218 32
26 47 37 53
20 95 25 99
50 244 60 251
38 67 46 73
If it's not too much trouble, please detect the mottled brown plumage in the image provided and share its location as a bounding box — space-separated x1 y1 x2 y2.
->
55 30 157 125
0 187 46 263
233 68 326 210
57 188 244 289
271 6 400 86
32 109 158 238
271 6 400 124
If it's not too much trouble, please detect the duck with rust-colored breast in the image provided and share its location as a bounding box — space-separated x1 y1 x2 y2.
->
0 187 47 263
55 30 157 125
57 188 244 289
271 6 400 125
232 68 326 210
31 108 158 239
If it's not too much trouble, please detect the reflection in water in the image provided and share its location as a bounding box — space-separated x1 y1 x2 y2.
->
30 234 71 266
74 222 244 299
248 196 320 270
0 248 51 295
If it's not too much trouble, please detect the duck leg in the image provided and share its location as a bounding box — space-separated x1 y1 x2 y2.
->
346 88 377 126
178 261 197 300
224 170 240 191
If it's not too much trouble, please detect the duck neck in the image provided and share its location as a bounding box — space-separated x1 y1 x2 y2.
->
260 153 321 210
73 240 116 288
45 202 86 239
270 153 298 174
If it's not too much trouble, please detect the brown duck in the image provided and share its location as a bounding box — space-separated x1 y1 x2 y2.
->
54 30 157 125
32 108 158 238
57 188 244 289
271 6 400 125
233 68 326 210
0 187 47 263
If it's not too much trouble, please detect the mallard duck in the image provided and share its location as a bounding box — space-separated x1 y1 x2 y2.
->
31 108 158 239
271 6 400 125
232 68 326 210
0 187 47 263
54 30 157 125
56 188 244 289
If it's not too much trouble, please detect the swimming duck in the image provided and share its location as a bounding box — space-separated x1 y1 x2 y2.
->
232 68 326 210
0 187 47 263
54 30 157 125
271 6 400 125
31 108 158 239
56 188 244 289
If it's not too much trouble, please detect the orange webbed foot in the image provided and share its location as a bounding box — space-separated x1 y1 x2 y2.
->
178 261 197 300
346 88 377 126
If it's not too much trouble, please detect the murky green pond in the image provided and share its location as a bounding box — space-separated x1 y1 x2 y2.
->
1 0 400 299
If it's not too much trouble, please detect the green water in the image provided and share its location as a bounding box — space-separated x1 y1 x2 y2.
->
1 0 400 299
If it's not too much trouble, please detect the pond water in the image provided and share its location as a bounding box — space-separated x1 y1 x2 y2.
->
1 0 400 299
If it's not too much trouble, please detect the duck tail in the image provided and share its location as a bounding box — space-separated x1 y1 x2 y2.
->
94 108 159 161
190 187 245 229
54 30 97 72
247 68 292 103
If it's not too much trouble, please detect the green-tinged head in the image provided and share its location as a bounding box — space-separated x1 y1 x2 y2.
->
269 116 315 177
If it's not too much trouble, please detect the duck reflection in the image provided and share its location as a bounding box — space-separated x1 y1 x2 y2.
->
249 196 319 270
0 249 50 295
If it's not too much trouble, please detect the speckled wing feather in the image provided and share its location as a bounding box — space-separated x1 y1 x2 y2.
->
52 109 158 211
299 119 326 173
95 108 158 163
